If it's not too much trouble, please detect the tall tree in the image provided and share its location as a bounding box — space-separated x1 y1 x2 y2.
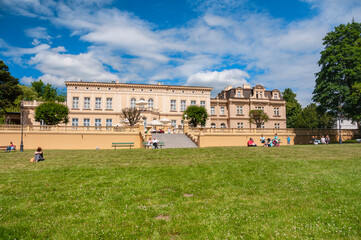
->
35 102 69 125
183 105 208 127
294 103 334 129
313 21 361 123
282 88 302 128
249 110 269 128
0 60 22 113
31 80 66 102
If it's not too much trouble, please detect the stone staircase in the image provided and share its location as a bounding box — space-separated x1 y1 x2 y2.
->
151 133 198 149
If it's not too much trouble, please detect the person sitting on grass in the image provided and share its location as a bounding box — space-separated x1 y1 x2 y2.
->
34 147 44 162
325 135 330 144
5 142 15 152
310 136 316 144
247 138 257 147
320 136 326 144
260 134 266 144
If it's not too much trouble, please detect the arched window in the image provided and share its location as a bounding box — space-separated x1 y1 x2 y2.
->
130 98 136 108
148 98 154 109
139 98 145 108
211 123 216 128
220 123 226 128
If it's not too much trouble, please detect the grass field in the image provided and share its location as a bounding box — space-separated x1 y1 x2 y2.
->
1 145 361 239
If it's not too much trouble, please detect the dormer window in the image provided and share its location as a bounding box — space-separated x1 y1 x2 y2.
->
274 93 278 99
260 92 263 98
236 91 241 97
256 92 259 98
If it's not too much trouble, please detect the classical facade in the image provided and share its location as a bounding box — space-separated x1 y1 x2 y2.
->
22 81 286 129
209 84 286 129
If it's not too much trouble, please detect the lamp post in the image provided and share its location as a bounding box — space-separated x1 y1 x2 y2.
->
20 100 24 152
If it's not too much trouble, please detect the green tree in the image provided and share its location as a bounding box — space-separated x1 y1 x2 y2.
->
313 21 361 123
120 107 141 126
282 88 302 128
0 60 22 114
183 105 208 127
31 80 66 102
31 80 45 98
35 102 69 125
249 109 269 128
294 103 335 129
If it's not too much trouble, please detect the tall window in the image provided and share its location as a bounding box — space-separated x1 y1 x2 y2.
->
274 107 279 116
171 120 176 127
72 118 78 126
236 91 241 97
148 98 153 109
241 122 243 128
72 97 79 109
171 100 176 111
191 100 196 106
106 119 112 127
220 123 226 128
211 106 215 115
84 97 90 109
237 106 243 115
84 118 90 127
95 119 101 129
211 123 216 128
106 98 112 109
237 122 240 128
181 100 186 111
256 92 259 98
220 107 225 115
260 92 263 98
130 98 136 108
95 98 101 109
200 101 206 108
274 93 278 99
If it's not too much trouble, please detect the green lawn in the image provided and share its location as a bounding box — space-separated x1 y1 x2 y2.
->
1 145 361 239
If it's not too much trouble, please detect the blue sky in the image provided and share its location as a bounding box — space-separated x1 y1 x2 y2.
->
0 0 360 105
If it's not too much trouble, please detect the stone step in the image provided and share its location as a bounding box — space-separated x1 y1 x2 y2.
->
151 133 198 148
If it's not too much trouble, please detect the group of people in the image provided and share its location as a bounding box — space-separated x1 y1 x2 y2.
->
146 137 160 149
5 142 15 152
310 135 330 145
248 134 292 147
4 141 44 162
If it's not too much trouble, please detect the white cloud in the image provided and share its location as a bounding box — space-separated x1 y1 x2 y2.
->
187 69 250 96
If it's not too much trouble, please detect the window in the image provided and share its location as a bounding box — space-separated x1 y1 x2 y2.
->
256 106 264 111
200 101 206 108
211 106 215 115
171 120 176 127
274 93 278 99
236 91 241 97
130 98 136 108
211 123 216 128
274 107 279 116
181 100 186 111
106 119 112 127
220 123 226 128
274 123 280 129
237 122 241 128
191 100 196 106
139 98 145 109
237 106 243 115
84 97 90 109
95 98 101 109
95 119 101 129
148 99 154 109
72 118 78 127
72 97 79 109
171 100 176 111
260 92 263 98
220 107 225 115
241 122 243 128
84 118 90 127
106 98 112 109
256 92 259 98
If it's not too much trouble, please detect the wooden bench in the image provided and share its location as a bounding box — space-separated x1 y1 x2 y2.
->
112 142 134 149
0 145 16 151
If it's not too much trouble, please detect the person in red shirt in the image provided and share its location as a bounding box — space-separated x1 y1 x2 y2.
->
247 138 257 147
5 142 15 152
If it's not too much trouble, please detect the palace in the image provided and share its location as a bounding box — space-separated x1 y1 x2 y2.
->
23 80 286 129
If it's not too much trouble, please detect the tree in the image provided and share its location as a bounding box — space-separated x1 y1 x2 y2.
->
313 21 361 123
35 102 69 125
0 60 22 113
294 103 334 129
282 88 302 128
31 80 66 102
249 109 269 128
120 107 141 126
183 105 208 127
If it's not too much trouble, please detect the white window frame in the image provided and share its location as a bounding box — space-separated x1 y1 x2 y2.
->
211 106 215 115
148 99 153 109
237 106 243 115
84 97 90 109
171 120 176 127
95 98 101 109
191 100 196 106
200 101 206 108
72 97 79 109
84 118 90 127
181 100 186 111
72 118 78 127
130 98 136 108
220 107 225 115
106 98 112 109
170 100 176 111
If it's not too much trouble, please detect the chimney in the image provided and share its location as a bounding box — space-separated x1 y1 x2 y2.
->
116 80 119 83
243 84 251 89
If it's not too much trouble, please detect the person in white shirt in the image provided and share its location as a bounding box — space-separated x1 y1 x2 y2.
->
152 137 159 149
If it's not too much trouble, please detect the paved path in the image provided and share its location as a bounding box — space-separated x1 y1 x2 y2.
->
151 133 198 149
